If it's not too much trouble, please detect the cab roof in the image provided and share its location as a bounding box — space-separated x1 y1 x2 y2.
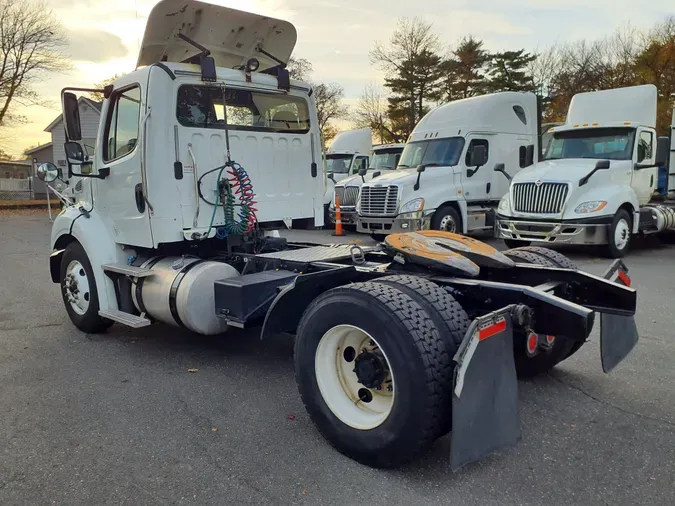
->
137 0 297 71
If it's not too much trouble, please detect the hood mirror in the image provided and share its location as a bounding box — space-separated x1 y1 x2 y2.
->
37 162 60 183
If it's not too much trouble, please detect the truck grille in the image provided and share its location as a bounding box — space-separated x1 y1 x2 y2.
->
513 182 569 214
334 186 359 208
360 185 399 216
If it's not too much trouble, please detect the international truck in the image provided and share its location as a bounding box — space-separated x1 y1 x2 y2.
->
357 92 539 239
37 0 640 471
329 143 405 225
496 85 675 257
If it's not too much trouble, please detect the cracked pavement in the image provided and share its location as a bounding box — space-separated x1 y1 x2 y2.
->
1 214 674 505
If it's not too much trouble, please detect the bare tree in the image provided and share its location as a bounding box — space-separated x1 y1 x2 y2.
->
287 57 313 82
87 73 124 101
352 84 401 143
314 82 347 146
0 0 69 126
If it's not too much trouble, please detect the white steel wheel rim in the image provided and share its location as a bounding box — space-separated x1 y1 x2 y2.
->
64 260 91 315
614 219 630 250
439 214 457 233
315 325 395 430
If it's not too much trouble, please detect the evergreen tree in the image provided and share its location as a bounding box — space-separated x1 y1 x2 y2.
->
443 36 490 100
488 49 536 92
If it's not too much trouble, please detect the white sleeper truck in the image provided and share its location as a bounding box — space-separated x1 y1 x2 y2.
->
357 92 539 239
496 85 675 257
329 143 405 225
39 0 641 471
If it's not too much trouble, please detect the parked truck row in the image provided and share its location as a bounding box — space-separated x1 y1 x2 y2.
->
328 85 675 257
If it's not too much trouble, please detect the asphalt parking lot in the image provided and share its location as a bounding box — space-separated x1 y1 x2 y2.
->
1 212 674 505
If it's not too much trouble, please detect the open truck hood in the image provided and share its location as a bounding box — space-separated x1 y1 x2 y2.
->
137 0 297 71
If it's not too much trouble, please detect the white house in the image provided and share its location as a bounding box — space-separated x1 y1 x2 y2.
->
44 97 102 170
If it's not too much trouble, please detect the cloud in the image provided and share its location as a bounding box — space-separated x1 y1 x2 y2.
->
66 30 129 62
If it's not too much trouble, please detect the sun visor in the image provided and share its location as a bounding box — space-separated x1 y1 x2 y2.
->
137 0 297 71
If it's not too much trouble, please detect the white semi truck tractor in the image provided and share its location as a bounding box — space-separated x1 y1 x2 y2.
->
38 0 641 471
329 143 405 225
357 92 540 239
496 85 675 257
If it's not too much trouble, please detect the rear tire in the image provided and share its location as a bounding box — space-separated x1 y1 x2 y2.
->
607 209 632 258
503 247 580 377
295 282 452 468
375 275 470 436
503 239 531 249
60 241 113 334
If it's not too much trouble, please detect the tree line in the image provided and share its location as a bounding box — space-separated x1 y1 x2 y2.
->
353 17 675 143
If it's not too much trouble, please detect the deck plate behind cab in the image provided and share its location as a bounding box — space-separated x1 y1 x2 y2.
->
384 231 514 276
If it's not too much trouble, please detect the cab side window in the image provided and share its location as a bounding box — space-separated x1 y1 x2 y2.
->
465 139 489 166
637 131 653 163
353 156 369 174
104 87 141 162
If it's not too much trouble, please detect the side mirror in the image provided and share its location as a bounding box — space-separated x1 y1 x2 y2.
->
525 144 535 166
36 162 60 183
656 136 669 166
493 162 512 181
64 141 85 164
471 145 487 168
62 92 82 141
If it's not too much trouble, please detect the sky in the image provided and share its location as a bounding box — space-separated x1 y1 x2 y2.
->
3 0 674 157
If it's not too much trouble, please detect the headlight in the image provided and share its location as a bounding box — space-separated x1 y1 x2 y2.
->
575 201 607 213
498 196 510 213
400 198 424 214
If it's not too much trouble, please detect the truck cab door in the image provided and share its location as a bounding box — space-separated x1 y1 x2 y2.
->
95 85 153 247
462 138 491 201
631 128 658 206
352 156 369 175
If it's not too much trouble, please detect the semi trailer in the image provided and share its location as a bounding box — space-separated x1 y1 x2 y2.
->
39 0 640 470
496 85 675 257
356 91 539 239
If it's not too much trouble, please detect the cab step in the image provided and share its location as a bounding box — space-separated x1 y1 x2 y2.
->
102 264 155 278
99 309 151 328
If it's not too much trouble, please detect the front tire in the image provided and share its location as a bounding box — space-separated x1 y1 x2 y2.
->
431 205 461 233
295 282 452 468
60 242 112 333
607 209 632 258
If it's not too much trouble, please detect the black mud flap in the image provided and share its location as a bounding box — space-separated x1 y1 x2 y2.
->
600 259 639 373
450 307 520 471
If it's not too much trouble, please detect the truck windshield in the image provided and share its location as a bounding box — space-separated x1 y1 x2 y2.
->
326 154 353 174
544 127 635 161
397 137 465 169
371 148 403 170
177 85 310 133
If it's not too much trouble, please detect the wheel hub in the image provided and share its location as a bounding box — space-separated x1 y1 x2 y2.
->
353 350 388 389
64 260 91 315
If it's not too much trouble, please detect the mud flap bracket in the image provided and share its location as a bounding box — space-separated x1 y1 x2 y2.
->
600 259 639 373
451 306 521 471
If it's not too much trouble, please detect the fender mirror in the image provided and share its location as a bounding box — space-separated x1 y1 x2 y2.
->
493 163 512 181
327 172 335 182
62 92 82 141
579 160 610 187
36 162 60 183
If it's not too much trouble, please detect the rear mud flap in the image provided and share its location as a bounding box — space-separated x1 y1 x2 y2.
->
600 259 639 373
451 307 520 471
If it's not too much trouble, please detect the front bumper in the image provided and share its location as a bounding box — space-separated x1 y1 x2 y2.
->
357 212 432 235
329 207 357 225
496 215 611 245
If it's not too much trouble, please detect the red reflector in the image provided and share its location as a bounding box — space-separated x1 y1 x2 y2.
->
527 333 538 353
478 319 506 341
546 335 555 345
617 270 631 286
